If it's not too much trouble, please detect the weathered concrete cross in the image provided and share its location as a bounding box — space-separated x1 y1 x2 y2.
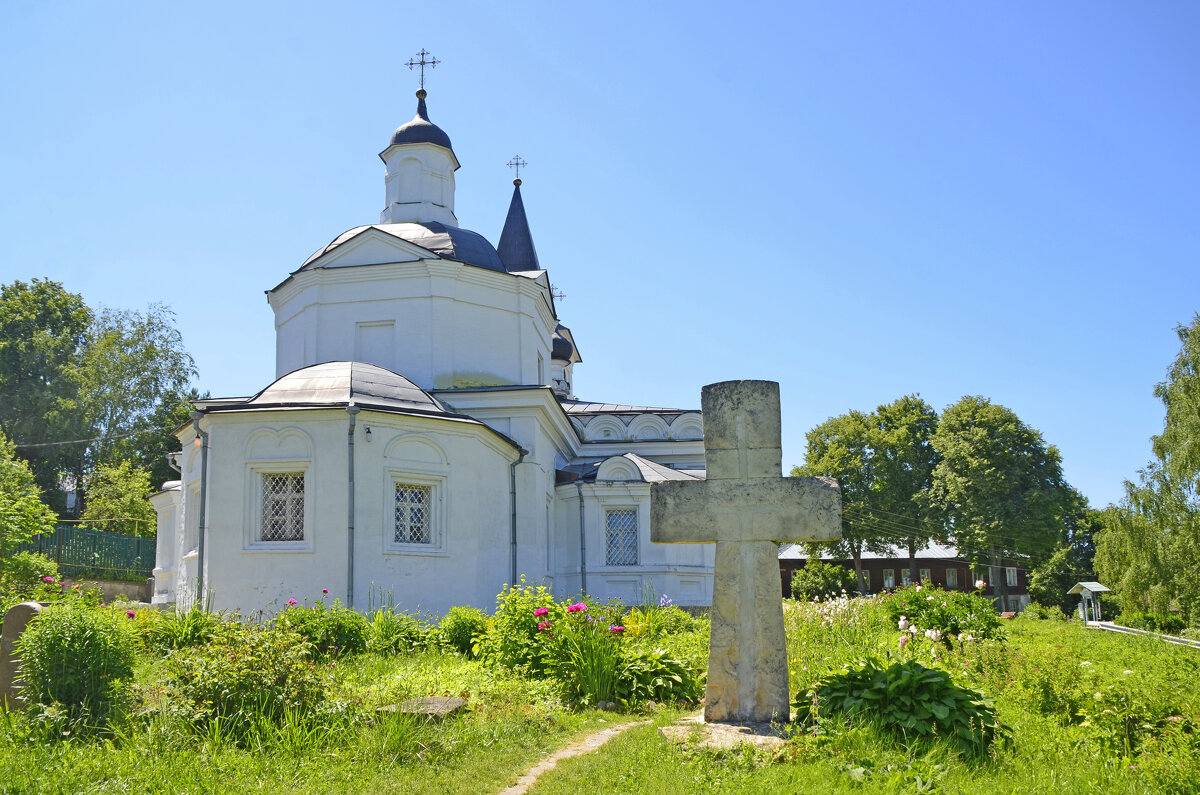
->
651 380 841 724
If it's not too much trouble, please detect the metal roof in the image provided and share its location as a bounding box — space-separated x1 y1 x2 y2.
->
384 92 455 154
779 541 963 561
1067 582 1111 595
203 361 459 418
301 222 506 273
559 399 695 416
562 453 704 484
497 181 540 272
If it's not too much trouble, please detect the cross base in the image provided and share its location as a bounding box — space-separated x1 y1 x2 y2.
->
704 539 790 723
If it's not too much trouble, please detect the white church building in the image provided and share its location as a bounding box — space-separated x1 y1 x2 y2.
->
150 83 715 616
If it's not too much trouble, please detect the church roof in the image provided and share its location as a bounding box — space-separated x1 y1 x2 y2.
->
385 90 455 156
497 181 540 271
559 399 694 416
203 361 465 419
301 222 506 273
551 324 579 363
561 453 704 484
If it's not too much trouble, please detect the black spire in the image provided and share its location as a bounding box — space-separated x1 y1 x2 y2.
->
497 178 540 272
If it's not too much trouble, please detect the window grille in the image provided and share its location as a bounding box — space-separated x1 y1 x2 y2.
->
262 473 304 541
605 509 638 566
395 483 432 544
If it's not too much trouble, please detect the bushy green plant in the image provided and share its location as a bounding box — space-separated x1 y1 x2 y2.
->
476 576 557 674
164 621 331 741
275 599 369 659
440 606 488 657
796 658 1008 757
367 608 440 655
617 647 703 704
16 604 138 731
880 583 1003 642
135 604 223 654
791 559 857 600
1017 601 1067 621
0 551 58 593
543 598 625 706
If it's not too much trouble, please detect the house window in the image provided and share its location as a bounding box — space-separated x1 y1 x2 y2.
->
1006 567 1018 587
861 570 871 592
261 473 304 542
946 568 958 589
919 568 931 583
605 509 638 566
394 483 432 544
901 569 912 586
883 569 895 589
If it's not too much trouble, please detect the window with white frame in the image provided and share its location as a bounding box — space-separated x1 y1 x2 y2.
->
919 568 931 583
605 509 638 566
394 483 432 544
901 569 912 586
883 569 895 589
261 473 305 542
946 568 958 589
1005 567 1018 587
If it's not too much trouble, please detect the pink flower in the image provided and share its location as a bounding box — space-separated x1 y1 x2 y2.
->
287 598 298 606
42 576 55 583
609 625 624 634
322 588 329 595
534 607 550 617
537 621 551 631
899 635 910 650
125 610 136 619
566 602 587 613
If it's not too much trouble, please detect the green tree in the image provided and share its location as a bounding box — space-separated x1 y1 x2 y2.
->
81 460 157 536
870 395 940 586
793 409 884 591
0 279 92 510
790 559 856 600
1152 313 1200 485
925 396 1071 611
0 430 57 569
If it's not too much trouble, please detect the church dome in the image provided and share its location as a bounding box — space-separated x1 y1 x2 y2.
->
299 221 506 273
241 361 457 417
551 325 575 362
388 90 454 152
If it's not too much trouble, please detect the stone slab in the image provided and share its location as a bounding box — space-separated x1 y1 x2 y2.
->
659 713 787 752
378 696 468 720
0 602 44 709
650 477 841 544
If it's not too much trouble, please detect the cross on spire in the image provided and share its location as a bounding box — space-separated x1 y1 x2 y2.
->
507 155 527 185
406 49 440 90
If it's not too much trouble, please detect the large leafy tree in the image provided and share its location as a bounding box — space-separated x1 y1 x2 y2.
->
0 280 92 509
870 395 939 585
0 430 58 564
81 460 157 536
925 396 1071 611
1152 313 1200 485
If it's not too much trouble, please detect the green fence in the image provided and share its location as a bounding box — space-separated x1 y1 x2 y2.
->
18 524 155 582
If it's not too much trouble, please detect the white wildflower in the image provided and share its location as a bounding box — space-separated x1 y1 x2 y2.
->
898 617 909 631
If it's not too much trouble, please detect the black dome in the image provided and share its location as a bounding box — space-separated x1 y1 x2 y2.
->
388 91 454 152
551 325 575 361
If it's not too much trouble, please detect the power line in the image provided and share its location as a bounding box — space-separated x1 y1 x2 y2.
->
13 425 166 450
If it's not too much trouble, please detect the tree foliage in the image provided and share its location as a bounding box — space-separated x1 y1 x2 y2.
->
81 460 157 536
0 430 57 565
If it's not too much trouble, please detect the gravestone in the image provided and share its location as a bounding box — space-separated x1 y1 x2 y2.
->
651 380 840 724
0 602 44 709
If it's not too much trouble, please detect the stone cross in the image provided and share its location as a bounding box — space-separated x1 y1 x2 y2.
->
0 602 44 709
651 380 841 724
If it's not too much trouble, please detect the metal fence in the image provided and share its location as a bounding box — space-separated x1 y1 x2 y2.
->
17 523 154 581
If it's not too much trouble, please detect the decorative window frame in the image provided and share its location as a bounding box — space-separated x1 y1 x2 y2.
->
244 460 313 553
383 465 449 557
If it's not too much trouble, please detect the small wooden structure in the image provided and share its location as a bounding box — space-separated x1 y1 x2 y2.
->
1068 581 1111 622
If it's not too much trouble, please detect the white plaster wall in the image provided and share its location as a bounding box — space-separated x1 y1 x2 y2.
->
149 484 180 606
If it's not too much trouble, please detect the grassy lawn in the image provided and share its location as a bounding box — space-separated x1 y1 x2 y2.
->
1 591 1197 794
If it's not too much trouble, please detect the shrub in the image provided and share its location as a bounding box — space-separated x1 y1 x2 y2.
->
477 576 557 674
136 605 223 654
544 598 625 706
440 606 488 657
16 604 138 730
164 621 330 741
367 608 440 655
618 647 704 705
275 599 369 659
0 551 58 593
880 583 1004 642
795 658 1008 757
791 559 856 601
1018 601 1067 621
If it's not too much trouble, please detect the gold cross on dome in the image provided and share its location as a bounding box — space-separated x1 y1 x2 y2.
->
406 49 440 90
507 155 527 180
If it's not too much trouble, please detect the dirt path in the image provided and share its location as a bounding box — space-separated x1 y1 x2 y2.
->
498 719 649 795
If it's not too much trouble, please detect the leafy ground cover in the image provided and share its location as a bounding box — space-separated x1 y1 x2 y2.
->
2 584 1198 793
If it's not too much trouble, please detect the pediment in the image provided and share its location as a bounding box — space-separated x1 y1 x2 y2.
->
304 227 437 270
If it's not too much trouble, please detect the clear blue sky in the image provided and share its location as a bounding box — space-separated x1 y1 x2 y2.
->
2 1 1197 508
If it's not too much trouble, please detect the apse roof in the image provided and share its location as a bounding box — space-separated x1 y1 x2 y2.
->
300 222 506 273
201 361 462 419
562 453 704 483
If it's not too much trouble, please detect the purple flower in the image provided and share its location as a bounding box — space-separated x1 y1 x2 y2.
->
534 607 550 617
537 621 551 631
659 594 674 608
566 602 587 613
609 625 624 634
287 598 298 606
125 610 136 619
322 588 329 595
42 576 55 583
